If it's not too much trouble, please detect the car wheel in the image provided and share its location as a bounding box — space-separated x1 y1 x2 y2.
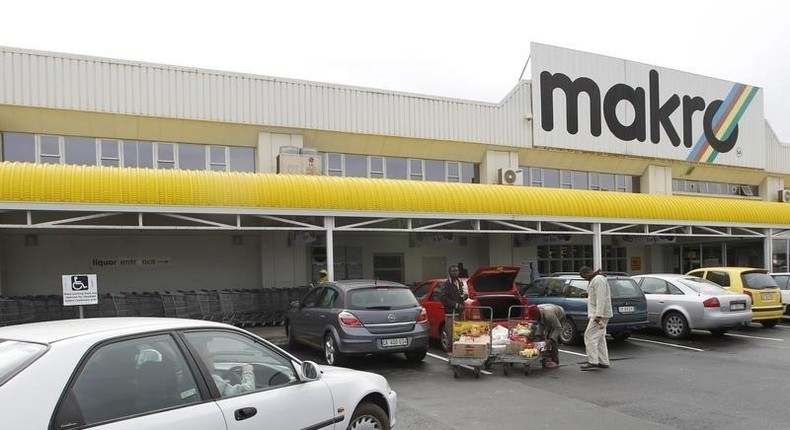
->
324 333 346 367
348 402 389 430
662 311 690 339
761 319 780 328
709 328 728 336
440 324 451 353
404 349 427 363
285 321 299 349
560 319 581 345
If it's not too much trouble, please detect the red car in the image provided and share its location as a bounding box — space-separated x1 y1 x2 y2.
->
411 266 530 351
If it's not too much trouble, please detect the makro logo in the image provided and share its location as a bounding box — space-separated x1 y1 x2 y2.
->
539 69 759 157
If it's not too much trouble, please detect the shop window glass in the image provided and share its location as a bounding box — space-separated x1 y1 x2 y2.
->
2 132 35 162
599 173 614 191
573 171 588 189
156 143 175 170
209 146 227 171
370 156 384 178
39 135 62 164
100 139 120 167
409 159 423 180
461 162 475 183
543 168 559 188
447 161 460 182
326 153 343 176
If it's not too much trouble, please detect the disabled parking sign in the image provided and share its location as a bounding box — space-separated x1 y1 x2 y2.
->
62 274 98 306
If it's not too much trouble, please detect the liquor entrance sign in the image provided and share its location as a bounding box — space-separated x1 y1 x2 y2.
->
62 274 98 306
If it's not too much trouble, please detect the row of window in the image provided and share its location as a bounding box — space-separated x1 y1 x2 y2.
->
535 245 627 275
324 153 478 183
1 132 256 172
521 166 638 193
672 179 758 197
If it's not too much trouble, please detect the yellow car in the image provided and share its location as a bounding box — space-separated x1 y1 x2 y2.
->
686 267 783 327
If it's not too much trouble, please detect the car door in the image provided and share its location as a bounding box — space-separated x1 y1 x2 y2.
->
637 277 672 325
562 279 589 328
290 287 325 347
52 333 226 430
416 281 445 338
772 274 790 305
182 331 336 430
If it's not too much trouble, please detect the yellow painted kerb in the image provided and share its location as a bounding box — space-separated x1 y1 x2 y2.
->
1 161 790 225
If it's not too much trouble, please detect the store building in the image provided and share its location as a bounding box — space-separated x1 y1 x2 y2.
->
1 42 790 297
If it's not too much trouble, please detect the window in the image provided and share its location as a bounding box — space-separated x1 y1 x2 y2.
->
319 288 339 308
326 154 343 176
345 154 367 177
301 287 324 308
55 335 201 428
156 142 175 169
209 146 227 171
100 139 121 167
409 159 424 180
424 159 445 181
122 140 154 169
412 282 432 301
39 135 62 164
229 147 255 172
2 132 35 162
639 277 669 294
182 331 297 398
706 271 730 287
386 157 407 179
373 253 404 283
446 162 460 182
64 136 96 166
178 143 206 171
370 156 384 178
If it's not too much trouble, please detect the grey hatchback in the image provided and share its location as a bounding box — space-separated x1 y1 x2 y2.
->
285 280 430 366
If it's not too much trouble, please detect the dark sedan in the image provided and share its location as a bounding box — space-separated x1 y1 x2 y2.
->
523 274 648 345
285 280 430 366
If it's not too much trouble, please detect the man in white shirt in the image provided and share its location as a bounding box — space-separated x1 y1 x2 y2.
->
579 266 613 370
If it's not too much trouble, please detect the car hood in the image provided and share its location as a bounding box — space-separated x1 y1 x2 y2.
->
466 266 520 296
317 364 391 393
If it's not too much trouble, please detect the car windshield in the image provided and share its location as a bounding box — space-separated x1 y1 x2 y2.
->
742 272 779 290
348 287 419 310
608 278 643 299
677 277 730 295
0 340 48 387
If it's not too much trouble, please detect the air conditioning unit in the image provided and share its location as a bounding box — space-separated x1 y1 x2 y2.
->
498 168 523 185
277 153 323 175
779 189 790 203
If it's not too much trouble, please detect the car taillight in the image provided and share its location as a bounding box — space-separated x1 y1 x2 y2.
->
743 290 752 299
338 311 363 327
417 307 428 323
703 297 721 308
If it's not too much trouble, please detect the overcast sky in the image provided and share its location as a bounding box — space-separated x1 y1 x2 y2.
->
2 0 789 141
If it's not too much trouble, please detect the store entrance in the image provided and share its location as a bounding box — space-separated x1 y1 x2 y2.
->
669 240 764 273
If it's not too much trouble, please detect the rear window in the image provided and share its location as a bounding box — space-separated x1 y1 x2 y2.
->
608 278 643 299
0 340 48 387
348 287 419 310
742 272 779 290
677 277 730 295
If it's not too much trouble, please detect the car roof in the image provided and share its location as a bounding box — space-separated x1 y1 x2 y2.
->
327 279 409 291
688 267 768 272
633 273 692 279
0 317 233 344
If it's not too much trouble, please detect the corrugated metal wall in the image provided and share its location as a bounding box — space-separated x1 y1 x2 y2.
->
0 47 531 147
765 121 790 175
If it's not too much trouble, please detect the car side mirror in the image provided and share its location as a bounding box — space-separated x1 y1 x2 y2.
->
301 361 322 381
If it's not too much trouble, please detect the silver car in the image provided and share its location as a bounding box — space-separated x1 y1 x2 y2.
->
633 274 752 339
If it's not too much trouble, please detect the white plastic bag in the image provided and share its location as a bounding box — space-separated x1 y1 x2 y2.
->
491 324 509 345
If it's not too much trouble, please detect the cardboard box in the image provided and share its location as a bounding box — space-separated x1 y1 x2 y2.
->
453 334 490 358
504 341 526 355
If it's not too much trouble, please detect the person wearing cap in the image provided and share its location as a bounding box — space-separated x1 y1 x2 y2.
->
318 268 329 283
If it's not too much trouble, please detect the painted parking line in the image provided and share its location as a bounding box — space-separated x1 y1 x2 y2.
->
725 332 784 341
426 352 493 375
557 348 587 357
629 337 705 352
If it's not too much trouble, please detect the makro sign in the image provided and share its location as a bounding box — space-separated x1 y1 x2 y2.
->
530 43 765 169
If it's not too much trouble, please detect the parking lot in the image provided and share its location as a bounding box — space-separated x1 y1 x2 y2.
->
278 320 790 430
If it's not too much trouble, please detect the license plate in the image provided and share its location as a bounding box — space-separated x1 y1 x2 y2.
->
618 306 635 314
761 293 773 301
381 337 408 348
730 302 746 311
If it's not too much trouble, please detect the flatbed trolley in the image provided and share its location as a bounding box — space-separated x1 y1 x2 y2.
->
489 305 546 376
448 306 493 379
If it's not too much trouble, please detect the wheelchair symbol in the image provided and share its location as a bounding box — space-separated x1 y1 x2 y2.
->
71 276 89 291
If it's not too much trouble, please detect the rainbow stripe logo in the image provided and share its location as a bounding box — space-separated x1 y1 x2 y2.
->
686 84 760 163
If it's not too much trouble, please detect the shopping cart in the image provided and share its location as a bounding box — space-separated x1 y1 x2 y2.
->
488 305 546 376
448 306 493 379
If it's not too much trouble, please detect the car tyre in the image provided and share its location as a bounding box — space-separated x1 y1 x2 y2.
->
662 311 690 339
560 319 581 345
761 319 780 328
348 402 390 430
324 333 346 367
404 349 427 363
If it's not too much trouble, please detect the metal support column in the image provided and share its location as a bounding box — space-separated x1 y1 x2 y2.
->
764 228 773 270
325 216 335 281
592 223 602 270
